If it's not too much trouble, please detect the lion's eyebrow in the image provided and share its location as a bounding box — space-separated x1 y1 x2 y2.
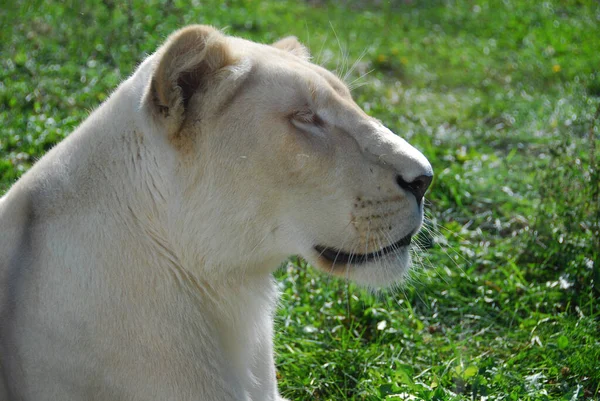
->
311 67 352 100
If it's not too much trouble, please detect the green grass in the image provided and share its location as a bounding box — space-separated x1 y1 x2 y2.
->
2 0 599 399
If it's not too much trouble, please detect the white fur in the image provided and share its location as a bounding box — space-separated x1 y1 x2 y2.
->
0 26 432 400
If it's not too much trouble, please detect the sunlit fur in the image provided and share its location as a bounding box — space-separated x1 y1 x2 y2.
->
0 26 431 400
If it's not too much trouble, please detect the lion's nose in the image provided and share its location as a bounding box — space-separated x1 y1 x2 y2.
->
396 173 433 203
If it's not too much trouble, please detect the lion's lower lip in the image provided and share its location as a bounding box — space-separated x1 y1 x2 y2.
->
314 234 411 265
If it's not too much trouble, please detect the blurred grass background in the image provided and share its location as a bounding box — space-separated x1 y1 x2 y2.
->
1 0 599 399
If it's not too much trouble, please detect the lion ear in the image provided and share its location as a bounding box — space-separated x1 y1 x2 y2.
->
149 25 234 135
272 36 310 60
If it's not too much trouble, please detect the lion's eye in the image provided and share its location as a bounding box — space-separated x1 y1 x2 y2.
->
290 110 325 136
292 109 314 122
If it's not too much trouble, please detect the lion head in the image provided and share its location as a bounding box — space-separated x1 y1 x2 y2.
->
141 25 433 288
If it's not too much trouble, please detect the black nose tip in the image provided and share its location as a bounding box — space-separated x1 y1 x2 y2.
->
396 174 433 203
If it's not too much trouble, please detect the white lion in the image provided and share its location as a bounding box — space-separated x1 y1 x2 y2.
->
0 26 432 400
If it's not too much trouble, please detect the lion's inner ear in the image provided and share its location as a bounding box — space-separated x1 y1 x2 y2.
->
272 36 310 60
149 25 234 135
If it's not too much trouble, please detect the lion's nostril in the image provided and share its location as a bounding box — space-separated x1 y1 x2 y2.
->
396 174 433 203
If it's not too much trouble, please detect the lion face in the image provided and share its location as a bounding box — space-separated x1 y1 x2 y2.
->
147 26 432 287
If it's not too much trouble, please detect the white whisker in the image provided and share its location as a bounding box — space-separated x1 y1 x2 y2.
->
328 21 348 78
343 46 371 84
347 69 375 91
315 31 330 66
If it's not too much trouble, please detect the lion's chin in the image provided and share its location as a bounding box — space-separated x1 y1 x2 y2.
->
313 232 412 266
307 245 412 289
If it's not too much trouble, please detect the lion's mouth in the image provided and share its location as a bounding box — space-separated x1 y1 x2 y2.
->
314 233 412 265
